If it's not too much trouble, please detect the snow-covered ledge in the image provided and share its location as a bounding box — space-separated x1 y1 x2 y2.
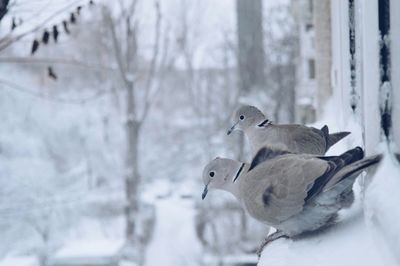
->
363 146 400 265
258 153 400 266
258 200 381 266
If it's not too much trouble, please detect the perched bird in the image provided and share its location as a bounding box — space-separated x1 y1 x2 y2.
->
62 20 70 34
76 5 82 15
42 30 50 44
11 17 17 30
31 39 39 55
52 25 59 42
227 105 350 155
202 146 381 254
70 13 76 24
0 0 10 22
48 66 57 80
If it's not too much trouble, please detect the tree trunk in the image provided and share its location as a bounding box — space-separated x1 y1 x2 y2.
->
313 0 332 118
236 0 266 161
38 228 49 266
287 64 296 123
236 0 266 92
124 82 140 244
239 209 247 241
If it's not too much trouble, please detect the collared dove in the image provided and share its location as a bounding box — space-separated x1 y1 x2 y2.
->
202 146 381 254
227 105 350 155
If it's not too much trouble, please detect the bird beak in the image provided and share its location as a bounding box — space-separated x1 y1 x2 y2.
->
227 121 239 135
201 184 209 200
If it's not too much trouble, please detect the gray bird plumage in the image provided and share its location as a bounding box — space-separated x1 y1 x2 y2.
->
202 146 381 243
227 105 350 155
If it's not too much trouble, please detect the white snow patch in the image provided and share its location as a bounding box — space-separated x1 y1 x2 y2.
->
144 192 202 266
259 200 385 266
364 143 400 265
53 239 124 258
0 257 38 266
203 254 258 265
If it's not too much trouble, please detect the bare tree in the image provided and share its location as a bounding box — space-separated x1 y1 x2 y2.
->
0 0 83 53
235 0 267 162
101 1 172 261
264 5 298 123
236 0 266 93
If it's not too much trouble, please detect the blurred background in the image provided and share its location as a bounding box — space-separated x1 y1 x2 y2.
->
0 0 399 266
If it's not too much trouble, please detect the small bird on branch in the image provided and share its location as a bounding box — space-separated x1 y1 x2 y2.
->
42 30 50 44
31 39 39 55
52 25 59 42
48 66 57 80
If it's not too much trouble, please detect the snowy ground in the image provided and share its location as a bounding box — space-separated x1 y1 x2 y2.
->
144 180 202 266
0 257 37 266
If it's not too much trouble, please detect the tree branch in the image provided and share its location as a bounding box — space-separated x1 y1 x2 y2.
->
0 56 116 72
140 0 162 122
0 0 84 52
103 6 132 90
0 78 109 105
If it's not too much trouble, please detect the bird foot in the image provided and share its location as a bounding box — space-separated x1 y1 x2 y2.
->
257 230 288 258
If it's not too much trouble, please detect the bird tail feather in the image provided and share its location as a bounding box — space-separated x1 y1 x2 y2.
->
324 153 382 192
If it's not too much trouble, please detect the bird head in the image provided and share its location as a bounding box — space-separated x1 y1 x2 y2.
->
201 157 245 200
227 105 267 135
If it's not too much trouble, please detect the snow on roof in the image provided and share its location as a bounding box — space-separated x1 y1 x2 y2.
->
297 96 314 106
0 256 38 266
118 260 139 266
203 254 258 264
53 239 124 259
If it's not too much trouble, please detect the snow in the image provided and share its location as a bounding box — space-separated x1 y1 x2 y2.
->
1 1 399 266
144 182 202 266
0 257 38 266
363 144 400 265
259 195 385 266
48 239 124 266
52 239 124 259
119 260 139 266
203 254 258 265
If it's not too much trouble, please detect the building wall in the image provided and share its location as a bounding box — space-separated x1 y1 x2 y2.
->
292 0 317 124
313 0 332 118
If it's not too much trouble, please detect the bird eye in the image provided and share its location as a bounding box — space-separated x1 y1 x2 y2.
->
209 171 215 177
239 115 245 120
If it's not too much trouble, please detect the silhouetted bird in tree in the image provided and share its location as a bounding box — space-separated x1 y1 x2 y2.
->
70 13 76 24
52 25 59 42
31 39 39 55
42 30 50 44
48 67 57 80
62 20 70 34
0 0 10 22
11 17 17 30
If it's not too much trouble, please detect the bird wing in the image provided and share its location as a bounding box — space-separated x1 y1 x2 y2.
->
246 155 329 222
249 146 291 171
289 125 326 154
